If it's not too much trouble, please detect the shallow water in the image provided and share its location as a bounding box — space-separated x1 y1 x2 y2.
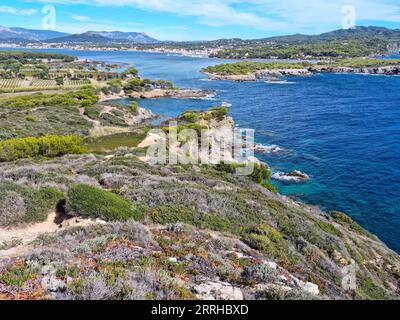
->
5 49 400 252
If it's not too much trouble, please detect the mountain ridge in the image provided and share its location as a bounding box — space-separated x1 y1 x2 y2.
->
0 26 68 41
0 26 158 44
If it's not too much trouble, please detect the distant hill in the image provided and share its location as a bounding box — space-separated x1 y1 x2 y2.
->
88 31 158 43
46 31 158 44
45 31 112 43
0 26 157 44
0 26 69 41
204 26 400 59
261 26 400 44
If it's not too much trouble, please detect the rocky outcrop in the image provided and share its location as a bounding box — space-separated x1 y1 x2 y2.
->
272 170 310 183
311 65 400 75
99 88 215 100
202 71 257 82
124 107 156 125
192 280 244 300
203 64 400 82
256 68 312 78
129 88 215 99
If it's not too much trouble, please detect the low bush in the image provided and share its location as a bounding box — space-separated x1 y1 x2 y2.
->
66 184 140 221
129 101 139 115
182 110 199 123
0 181 65 226
83 105 101 120
329 211 372 238
0 135 87 162
209 106 228 121
0 86 98 109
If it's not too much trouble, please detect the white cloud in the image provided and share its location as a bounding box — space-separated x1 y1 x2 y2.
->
35 0 400 33
72 15 90 21
0 5 37 16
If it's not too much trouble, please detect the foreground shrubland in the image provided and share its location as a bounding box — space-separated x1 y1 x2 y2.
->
0 153 399 300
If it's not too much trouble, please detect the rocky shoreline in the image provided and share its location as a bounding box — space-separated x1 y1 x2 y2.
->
311 65 400 75
203 65 400 81
99 88 215 101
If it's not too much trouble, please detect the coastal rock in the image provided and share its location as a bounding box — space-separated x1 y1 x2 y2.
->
193 280 243 300
256 68 312 78
271 170 310 183
124 107 156 125
299 281 320 296
203 72 257 82
129 88 215 99
311 65 400 75
253 144 283 154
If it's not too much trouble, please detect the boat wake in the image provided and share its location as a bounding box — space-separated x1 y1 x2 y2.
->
265 80 297 85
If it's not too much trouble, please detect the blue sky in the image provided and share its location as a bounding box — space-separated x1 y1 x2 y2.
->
0 0 399 40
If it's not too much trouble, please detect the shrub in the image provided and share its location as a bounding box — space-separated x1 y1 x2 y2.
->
182 110 198 123
0 135 87 162
0 191 26 227
55 77 64 86
83 105 101 120
149 204 196 225
0 87 98 109
316 219 343 237
203 61 311 75
243 224 289 261
210 106 228 120
329 211 372 237
129 101 139 115
357 272 390 300
66 184 140 221
112 220 157 247
241 264 278 284
25 115 35 122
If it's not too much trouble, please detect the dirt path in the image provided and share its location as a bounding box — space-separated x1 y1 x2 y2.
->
0 212 106 257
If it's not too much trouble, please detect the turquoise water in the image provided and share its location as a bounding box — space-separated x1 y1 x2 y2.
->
5 49 400 252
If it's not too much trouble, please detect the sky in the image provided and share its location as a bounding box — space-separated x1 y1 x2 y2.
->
0 0 399 40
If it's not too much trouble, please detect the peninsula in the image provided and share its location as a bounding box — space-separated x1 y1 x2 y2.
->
202 59 400 81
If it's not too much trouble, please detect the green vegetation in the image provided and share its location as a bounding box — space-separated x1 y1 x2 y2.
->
0 86 98 109
203 61 311 75
357 273 391 300
244 224 288 260
86 131 148 153
0 264 36 287
66 184 140 221
0 181 64 226
332 58 400 68
316 220 343 237
123 77 174 93
121 66 139 78
208 106 228 121
129 101 139 115
213 40 387 59
182 110 199 123
0 51 75 63
0 104 92 140
329 211 373 238
0 152 398 300
0 135 86 162
0 51 121 93
162 123 208 137
216 162 276 193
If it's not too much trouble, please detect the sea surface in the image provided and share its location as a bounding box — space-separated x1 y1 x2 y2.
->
4 49 400 252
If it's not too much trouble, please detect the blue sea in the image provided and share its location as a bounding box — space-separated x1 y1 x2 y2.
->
4 49 400 252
